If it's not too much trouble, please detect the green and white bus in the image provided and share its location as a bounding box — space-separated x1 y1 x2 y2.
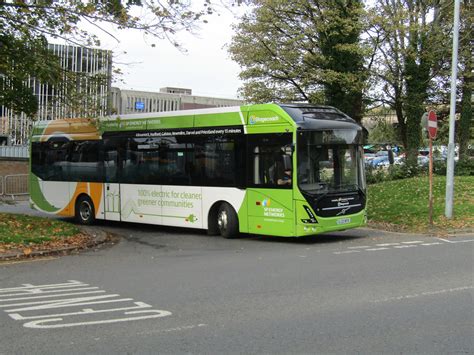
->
30 103 367 238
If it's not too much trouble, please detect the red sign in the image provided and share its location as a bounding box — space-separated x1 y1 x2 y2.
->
428 110 437 139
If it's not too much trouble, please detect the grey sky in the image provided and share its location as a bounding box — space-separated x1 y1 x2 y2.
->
94 8 246 100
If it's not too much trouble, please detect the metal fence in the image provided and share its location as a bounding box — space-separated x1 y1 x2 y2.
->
0 145 29 158
0 174 29 198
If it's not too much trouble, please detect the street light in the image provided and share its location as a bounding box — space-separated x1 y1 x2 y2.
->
445 0 460 219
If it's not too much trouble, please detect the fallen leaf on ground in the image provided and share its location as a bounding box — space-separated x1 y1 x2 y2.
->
23 248 32 256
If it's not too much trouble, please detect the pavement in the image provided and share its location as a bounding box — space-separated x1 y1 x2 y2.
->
0 199 473 262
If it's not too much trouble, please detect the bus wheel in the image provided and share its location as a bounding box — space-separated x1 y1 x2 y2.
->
75 196 95 225
217 203 239 238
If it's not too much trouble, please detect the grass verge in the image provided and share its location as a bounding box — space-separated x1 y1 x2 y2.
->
367 175 474 233
0 213 91 255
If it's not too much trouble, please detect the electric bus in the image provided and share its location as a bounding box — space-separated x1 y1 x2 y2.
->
30 103 367 238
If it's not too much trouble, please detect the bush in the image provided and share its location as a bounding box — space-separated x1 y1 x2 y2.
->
433 159 474 176
433 160 447 175
365 165 386 184
455 159 474 176
366 164 419 184
387 164 417 180
365 158 473 185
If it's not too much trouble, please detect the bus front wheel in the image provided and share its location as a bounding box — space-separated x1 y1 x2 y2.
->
75 196 95 225
217 203 239 238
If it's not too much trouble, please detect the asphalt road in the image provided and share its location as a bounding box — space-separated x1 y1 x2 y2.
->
1 202 473 354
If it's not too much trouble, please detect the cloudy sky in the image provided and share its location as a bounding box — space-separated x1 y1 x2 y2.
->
93 6 248 100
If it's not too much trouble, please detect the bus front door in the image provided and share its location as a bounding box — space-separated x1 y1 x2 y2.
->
104 183 121 221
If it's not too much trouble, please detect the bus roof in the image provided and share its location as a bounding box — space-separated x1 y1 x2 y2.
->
31 103 362 138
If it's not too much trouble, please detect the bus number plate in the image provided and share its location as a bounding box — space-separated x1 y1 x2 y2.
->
336 218 351 225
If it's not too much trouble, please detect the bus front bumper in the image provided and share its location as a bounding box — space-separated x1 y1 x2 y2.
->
296 210 367 237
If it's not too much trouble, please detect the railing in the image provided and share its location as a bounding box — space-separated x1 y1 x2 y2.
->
0 145 29 158
0 174 29 198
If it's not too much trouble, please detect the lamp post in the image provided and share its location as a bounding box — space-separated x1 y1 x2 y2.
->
445 0 461 219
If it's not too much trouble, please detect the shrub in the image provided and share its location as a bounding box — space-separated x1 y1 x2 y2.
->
365 158 473 185
455 159 474 176
432 159 474 176
365 165 387 184
387 164 416 180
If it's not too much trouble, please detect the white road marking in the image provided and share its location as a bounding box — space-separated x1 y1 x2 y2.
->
9 302 152 320
0 280 172 329
372 286 474 303
2 295 133 311
136 323 208 336
0 280 87 293
334 250 360 254
22 310 172 329
333 237 473 256
437 238 474 244
0 286 100 298
0 290 105 302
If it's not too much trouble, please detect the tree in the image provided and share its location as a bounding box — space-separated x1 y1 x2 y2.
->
367 0 450 168
368 118 400 145
0 33 62 116
0 0 233 117
458 0 473 161
229 0 367 122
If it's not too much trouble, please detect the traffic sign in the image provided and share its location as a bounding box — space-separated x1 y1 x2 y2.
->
428 110 437 139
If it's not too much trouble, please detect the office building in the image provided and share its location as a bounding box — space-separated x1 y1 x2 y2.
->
0 44 112 145
110 87 243 115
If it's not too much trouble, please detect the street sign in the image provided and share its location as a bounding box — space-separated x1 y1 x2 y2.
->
135 101 145 110
428 110 437 139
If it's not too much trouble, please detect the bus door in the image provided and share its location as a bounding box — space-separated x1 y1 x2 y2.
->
103 137 122 221
104 183 121 221
246 133 295 237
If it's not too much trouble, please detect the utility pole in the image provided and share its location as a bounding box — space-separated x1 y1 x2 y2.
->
445 0 461 219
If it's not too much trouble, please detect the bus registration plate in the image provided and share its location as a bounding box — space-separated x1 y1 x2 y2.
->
336 218 351 225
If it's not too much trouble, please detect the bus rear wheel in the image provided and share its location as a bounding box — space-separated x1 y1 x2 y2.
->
75 196 95 225
217 203 239 238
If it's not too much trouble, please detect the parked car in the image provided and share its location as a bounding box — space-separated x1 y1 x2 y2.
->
366 156 390 168
392 155 430 167
364 153 376 164
417 155 429 166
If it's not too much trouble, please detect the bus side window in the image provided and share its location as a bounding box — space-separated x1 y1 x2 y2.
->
157 137 192 185
42 139 70 181
103 137 121 183
68 141 101 182
31 142 46 180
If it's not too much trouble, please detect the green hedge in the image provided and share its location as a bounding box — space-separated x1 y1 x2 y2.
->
366 159 474 185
